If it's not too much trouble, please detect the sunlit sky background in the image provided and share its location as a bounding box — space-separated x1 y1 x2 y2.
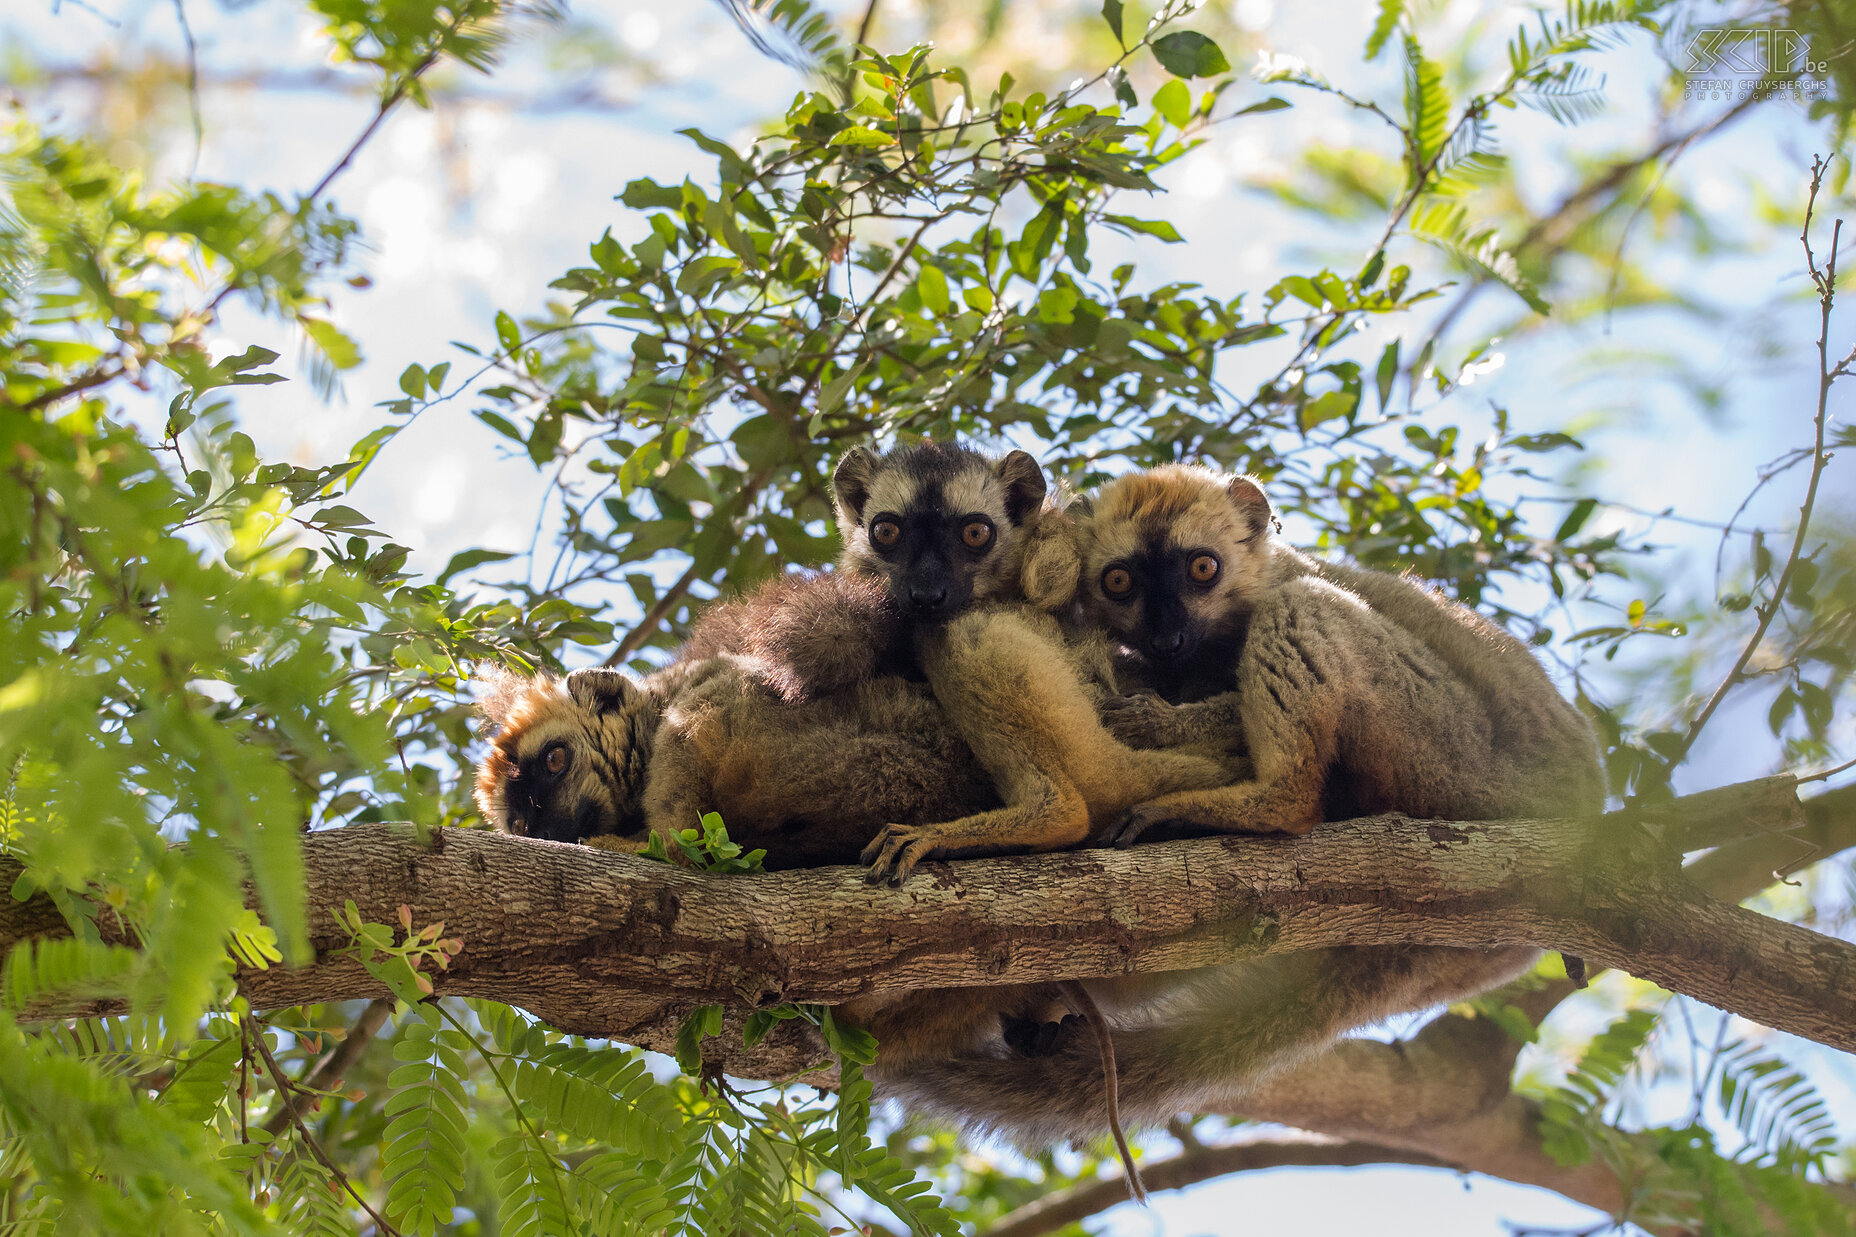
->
8 0 1855 1231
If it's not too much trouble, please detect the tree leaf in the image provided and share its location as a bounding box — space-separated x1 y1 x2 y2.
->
1152 31 1230 78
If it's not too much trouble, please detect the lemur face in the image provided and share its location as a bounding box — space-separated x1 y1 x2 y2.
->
831 443 1048 622
1077 466 1275 665
473 667 655 845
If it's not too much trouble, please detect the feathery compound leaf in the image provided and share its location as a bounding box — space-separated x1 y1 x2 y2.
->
1407 200 1547 314
720 0 848 76
508 1042 684 1160
1401 35 1451 178
492 1133 573 1237
160 1030 241 1125
1538 1008 1658 1165
1715 1042 1839 1169
1365 0 1406 59
381 1009 470 1236
275 1154 357 1237
570 1150 677 1237
2 937 136 1013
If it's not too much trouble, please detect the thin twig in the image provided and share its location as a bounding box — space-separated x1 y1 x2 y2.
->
1800 754 1856 785
983 1137 1451 1237
261 998 393 1137
1671 157 1843 765
247 1015 405 1237
171 0 203 177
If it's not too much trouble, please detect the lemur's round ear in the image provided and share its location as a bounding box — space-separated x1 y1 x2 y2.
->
566 667 642 714
993 449 1048 525
1020 512 1083 610
831 447 881 522
1226 475 1273 539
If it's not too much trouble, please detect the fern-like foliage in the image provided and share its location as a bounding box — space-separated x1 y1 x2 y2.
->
160 1026 242 1125
1715 1040 1840 1171
568 1150 677 1237
1407 199 1548 313
1400 35 1452 177
1364 0 1406 60
509 1042 684 1160
272 1153 356 1237
1505 0 1658 83
491 1132 573 1237
718 0 848 75
381 1006 470 1236
1 937 137 1014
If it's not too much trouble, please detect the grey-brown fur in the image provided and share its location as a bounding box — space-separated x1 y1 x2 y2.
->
875 464 1603 1142
474 571 993 866
828 444 1234 884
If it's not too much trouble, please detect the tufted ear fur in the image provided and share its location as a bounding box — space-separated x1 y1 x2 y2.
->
993 449 1048 525
1226 475 1274 541
565 667 643 715
832 447 882 524
1019 509 1084 610
472 663 536 733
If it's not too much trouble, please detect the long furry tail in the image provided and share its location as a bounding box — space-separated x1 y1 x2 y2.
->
874 946 1536 1147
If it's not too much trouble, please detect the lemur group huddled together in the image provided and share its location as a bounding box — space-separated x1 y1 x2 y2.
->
472 442 1603 1182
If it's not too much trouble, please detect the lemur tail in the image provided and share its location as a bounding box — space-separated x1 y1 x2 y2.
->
1059 980 1146 1204
875 947 1537 1149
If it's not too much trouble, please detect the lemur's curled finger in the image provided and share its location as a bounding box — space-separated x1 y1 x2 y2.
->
1108 804 1169 849
860 824 936 885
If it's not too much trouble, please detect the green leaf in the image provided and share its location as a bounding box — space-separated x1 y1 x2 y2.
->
1401 35 1451 172
1279 274 1325 308
827 125 896 148
1233 95 1291 116
619 177 683 210
1375 340 1399 411
916 262 951 315
1300 388 1358 429
1152 31 1230 78
495 311 521 354
1152 78 1190 128
438 548 516 587
301 318 362 371
1105 213 1183 243
1365 0 1407 59
674 1005 725 1074
1101 0 1124 43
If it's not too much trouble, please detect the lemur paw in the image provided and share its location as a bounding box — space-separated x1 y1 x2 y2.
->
1108 803 1172 848
1000 1013 1086 1058
1098 693 1178 748
860 824 939 886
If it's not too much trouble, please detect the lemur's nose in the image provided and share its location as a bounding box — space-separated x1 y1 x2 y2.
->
908 584 948 612
1149 630 1185 657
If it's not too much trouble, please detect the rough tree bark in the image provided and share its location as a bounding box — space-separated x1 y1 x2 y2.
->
4 777 1854 1229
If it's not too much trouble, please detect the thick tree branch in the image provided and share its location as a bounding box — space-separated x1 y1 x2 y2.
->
4 777 1852 1077
6 777 1851 1227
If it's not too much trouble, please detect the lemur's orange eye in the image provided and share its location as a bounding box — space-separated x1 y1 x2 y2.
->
1188 553 1221 584
545 743 570 775
962 520 994 549
1102 567 1133 596
871 519 901 547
